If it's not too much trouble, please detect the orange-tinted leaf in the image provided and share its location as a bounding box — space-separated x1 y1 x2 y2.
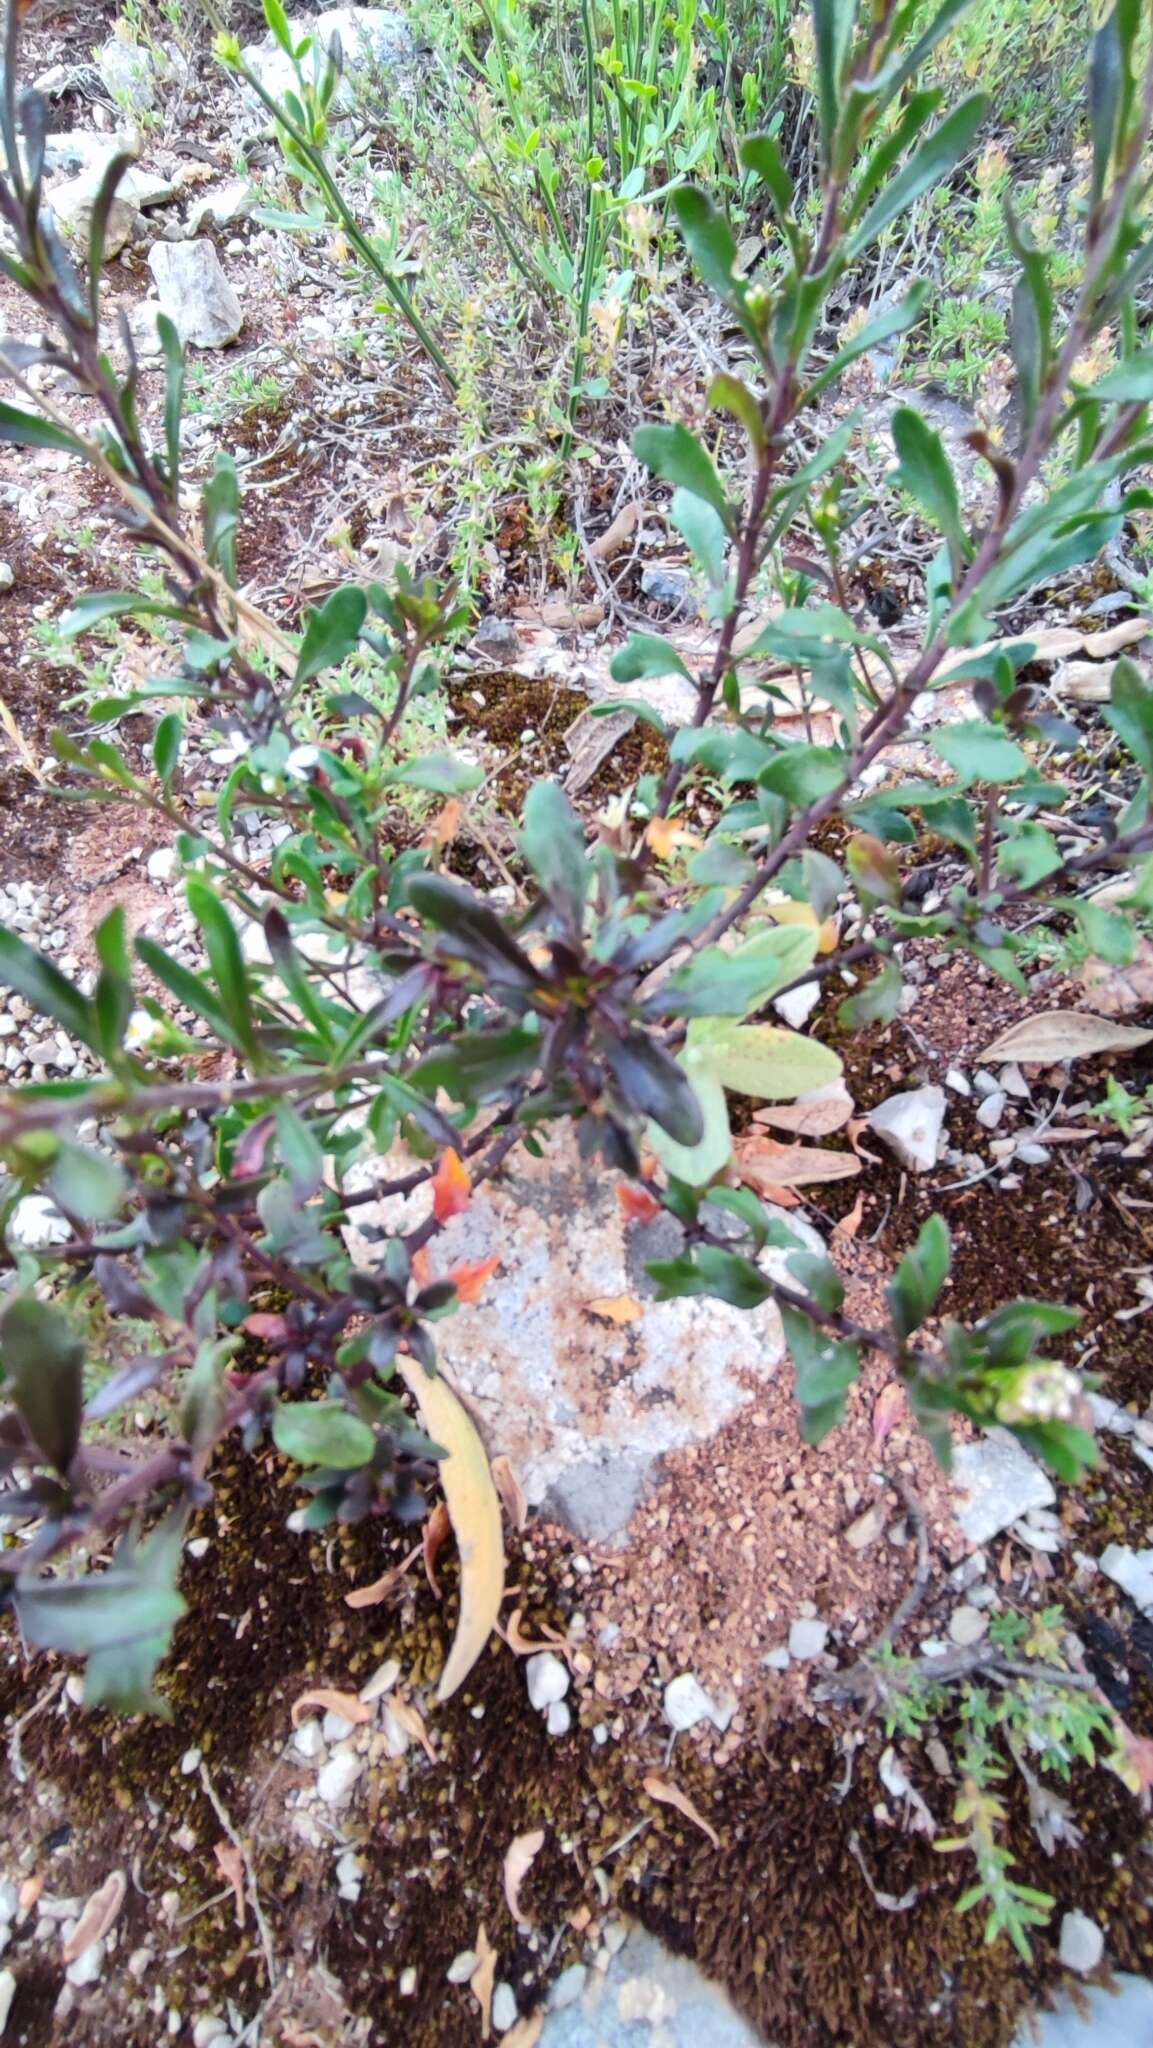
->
471 1923 496 2039
214 1841 246 1929
426 796 464 850
389 1694 437 1764
734 1136 861 1188
411 1246 433 1289
445 1254 502 1305
754 1081 854 1137
241 1312 289 1340
586 1294 643 1325
291 1687 372 1728
432 1148 472 1222
643 1775 720 1849
492 1453 528 1532
423 1499 452 1597
61 1870 126 1963
645 815 701 861
617 1183 661 1224
833 1191 866 1242
344 1541 421 1608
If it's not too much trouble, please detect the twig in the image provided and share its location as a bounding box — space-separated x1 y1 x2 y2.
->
197 1761 278 1986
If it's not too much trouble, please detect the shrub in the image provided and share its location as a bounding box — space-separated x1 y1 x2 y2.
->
0 0 1151 1711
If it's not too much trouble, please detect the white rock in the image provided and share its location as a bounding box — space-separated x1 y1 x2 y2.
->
546 1699 572 1737
241 8 415 112
0 562 13 592
773 980 821 1030
192 2018 231 2048
491 1981 518 2033
788 1617 829 1660
976 1090 1007 1130
1100 1543 1153 1616
148 242 243 349
1058 1910 1104 1974
187 180 257 234
0 1970 14 2035
446 1950 477 1984
8 1194 71 1248
48 173 133 258
867 1086 946 1173
66 1938 105 1988
322 1710 355 1743
316 1746 363 1807
948 1605 988 1647
1001 1062 1031 1099
663 1672 722 1731
97 34 160 111
293 1718 324 1761
762 1646 791 1671
146 846 176 883
953 1430 1055 1545
944 1067 970 1096
549 1963 588 2010
526 1652 570 1712
180 1746 202 1775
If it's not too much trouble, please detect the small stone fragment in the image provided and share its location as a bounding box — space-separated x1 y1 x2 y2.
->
762 1646 791 1671
446 1951 477 1984
546 1699 572 1737
944 1068 970 1096
316 1746 363 1808
948 1605 988 1647
867 1085 946 1173
293 1718 324 1761
788 1617 829 1660
549 1962 588 2010
845 1503 885 1552
0 1971 13 2035
976 1090 1007 1130
1058 1910 1105 1974
952 1429 1055 1545
1100 1543 1153 1616
0 562 13 592
526 1652 570 1712
663 1672 724 1731
148 241 242 349
491 1981 518 2033
66 1938 105 1988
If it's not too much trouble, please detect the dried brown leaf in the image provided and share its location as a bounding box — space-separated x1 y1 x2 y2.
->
501 1606 573 1662
643 1775 720 1849
213 1840 246 1929
344 1542 421 1609
502 2019 544 2048
754 1081 854 1137
833 1190 866 1242
589 500 640 560
492 1454 528 1533
503 1828 546 1923
1078 936 1153 1018
733 1135 861 1188
397 1357 505 1704
982 1010 1153 1063
872 1381 907 1448
423 1499 452 1598
291 1687 372 1729
470 1923 497 2039
389 1695 437 1764
61 1869 126 1963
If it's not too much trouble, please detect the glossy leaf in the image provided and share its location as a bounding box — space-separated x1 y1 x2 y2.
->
888 1213 951 1340
406 872 542 991
0 1296 84 1474
202 452 240 588
13 1573 185 1657
759 744 848 807
632 422 734 534
849 94 988 258
605 1030 705 1146
892 406 966 565
294 585 368 686
521 779 589 933
610 633 694 684
388 753 484 794
931 721 1030 784
0 928 95 1047
272 1400 376 1469
669 486 727 587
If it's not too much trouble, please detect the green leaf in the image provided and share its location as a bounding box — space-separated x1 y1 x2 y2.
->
58 590 185 636
685 1018 841 1100
609 633 694 685
202 451 241 588
801 284 928 408
157 312 184 494
782 1306 861 1439
13 1574 186 1657
1106 657 1153 772
83 1508 188 1715
836 956 903 1029
632 422 734 535
521 780 589 933
409 1025 541 1103
996 820 1062 887
153 712 183 785
654 925 818 1019
739 132 796 243
0 401 86 457
644 1066 731 1186
813 0 856 161
294 586 368 687
49 1143 126 1222
1088 349 1153 401
275 1104 325 1196
0 1296 84 1474
931 721 1030 785
605 1030 705 1145
387 753 484 794
406 872 542 991
1067 897 1135 966
703 1184 772 1249
669 487 727 587
707 370 766 454
671 725 774 783
888 1213 951 1340
186 880 257 1059
134 937 232 1042
758 744 848 807
891 406 966 565
670 186 742 305
0 928 95 1047
1088 3 1124 207
849 93 988 258
272 1399 376 1469
786 1250 844 1314
684 1244 770 1310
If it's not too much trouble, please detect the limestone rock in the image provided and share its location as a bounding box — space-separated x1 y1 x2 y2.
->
867 1084 946 1173
1100 1542 1153 1615
953 1429 1055 1545
1057 1910 1104 1974
148 241 243 349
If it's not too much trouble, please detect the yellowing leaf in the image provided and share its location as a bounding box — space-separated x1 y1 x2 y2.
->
503 1828 546 1923
733 1135 861 1187
754 1080 854 1136
643 1775 720 1849
397 1356 505 1703
432 1147 472 1222
687 1019 842 1101
586 1293 643 1324
646 816 701 861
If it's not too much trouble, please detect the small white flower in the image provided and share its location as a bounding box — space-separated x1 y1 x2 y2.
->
124 1008 160 1052
8 1195 71 1248
284 744 321 782
208 729 249 766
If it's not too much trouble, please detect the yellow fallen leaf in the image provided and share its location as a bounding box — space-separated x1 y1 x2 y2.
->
291 1687 372 1728
500 1606 573 1661
503 1828 546 1924
344 1540 421 1608
397 1357 505 1703
643 1775 720 1850
645 815 701 861
586 1293 643 1325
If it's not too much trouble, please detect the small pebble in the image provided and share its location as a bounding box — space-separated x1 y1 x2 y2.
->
948 1605 988 1647
944 1068 971 1096
491 1982 518 2033
526 1652 569 1712
293 1719 324 1761
0 561 13 592
399 1966 417 1997
316 1747 363 1808
446 1951 477 1984
762 1646 791 1671
1058 1910 1104 1974
788 1618 829 1660
546 1699 572 1737
549 1963 588 2011
976 1091 1007 1130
